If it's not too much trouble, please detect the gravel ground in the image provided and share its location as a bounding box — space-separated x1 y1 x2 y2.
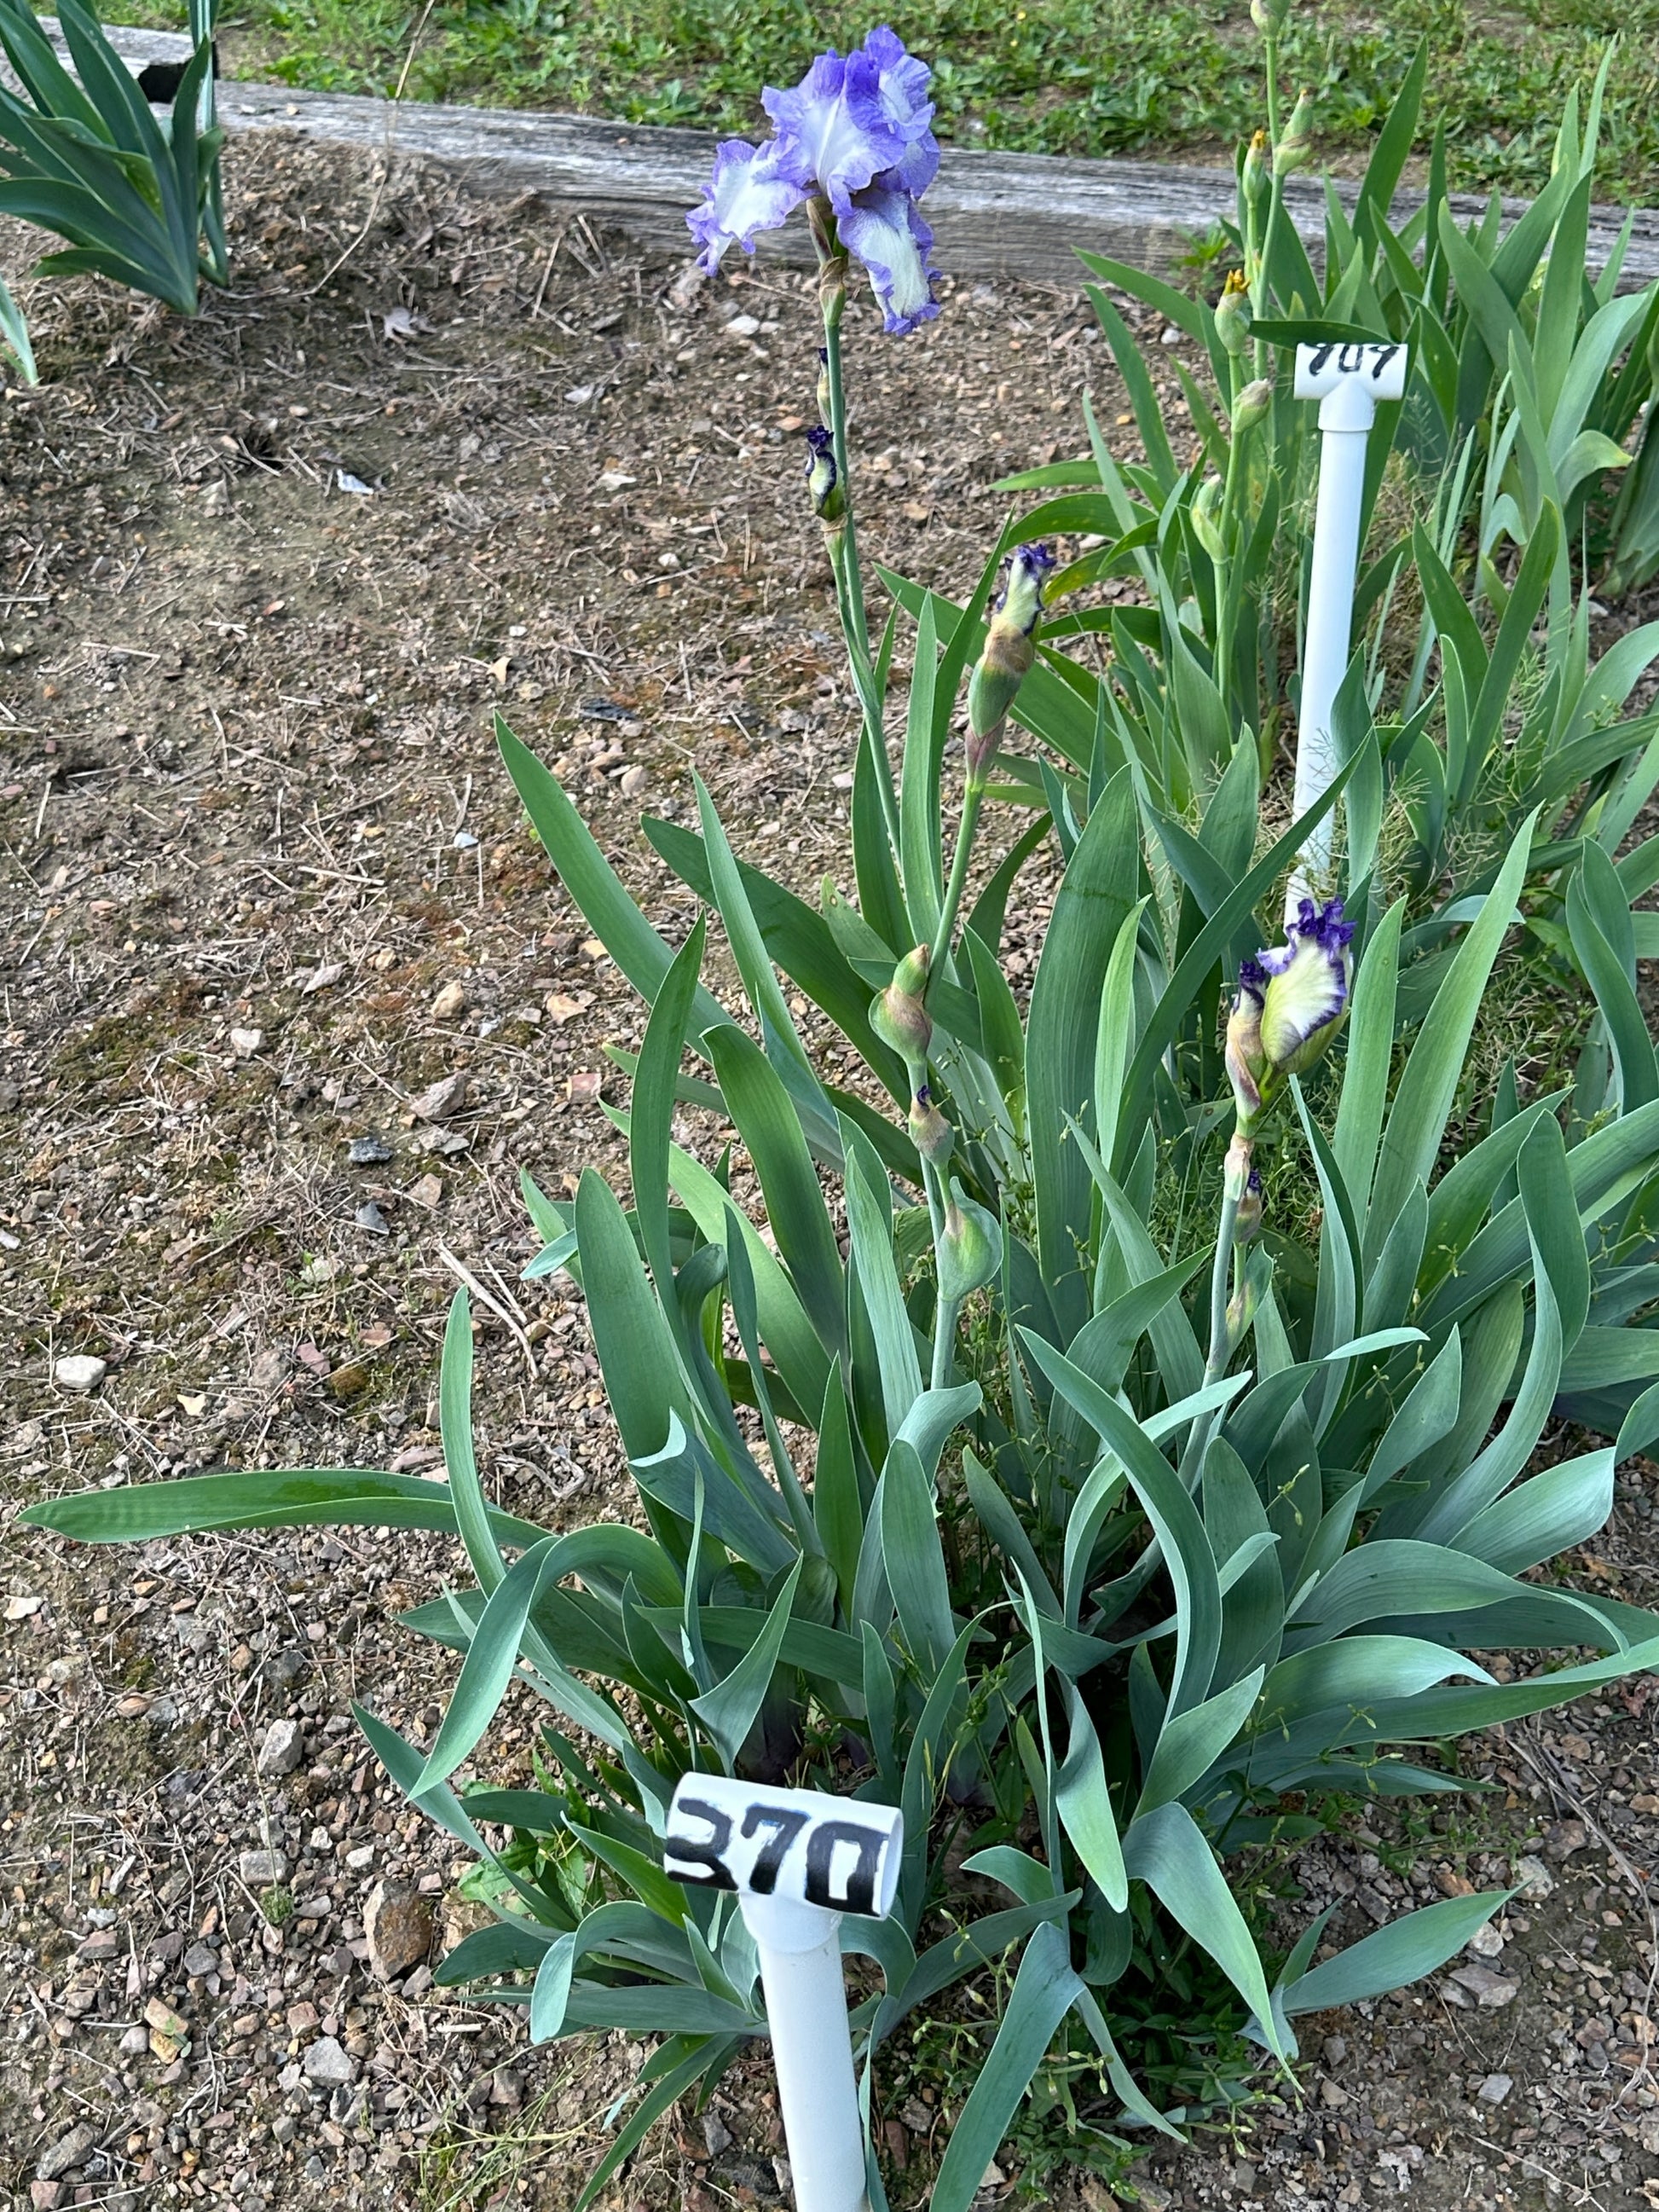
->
2 134 1657 2212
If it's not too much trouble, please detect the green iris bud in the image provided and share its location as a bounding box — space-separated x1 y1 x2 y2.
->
938 1183 1001 1306
908 1086 953 1170
871 944 933 1063
1250 0 1291 30
1232 377 1273 432
1216 269 1251 356
1275 89 1315 176
1192 475 1227 562
816 345 831 427
1242 129 1269 204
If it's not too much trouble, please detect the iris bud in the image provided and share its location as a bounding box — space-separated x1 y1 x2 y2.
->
908 1085 953 1169
1243 129 1269 204
965 542 1054 781
804 425 845 523
1192 475 1227 562
1275 89 1315 177
1250 0 1290 29
816 345 831 427
938 1183 1001 1306
1232 376 1273 432
1233 1167 1263 1245
1216 269 1251 356
871 944 933 1063
1225 961 1269 1131
1257 896 1355 1078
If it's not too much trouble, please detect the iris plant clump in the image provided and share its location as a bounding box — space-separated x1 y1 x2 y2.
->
24 19 1659 2212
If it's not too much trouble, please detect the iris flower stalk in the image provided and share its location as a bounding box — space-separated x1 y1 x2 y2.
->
686 26 943 864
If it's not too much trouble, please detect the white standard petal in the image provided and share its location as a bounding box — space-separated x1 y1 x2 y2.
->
839 186 939 334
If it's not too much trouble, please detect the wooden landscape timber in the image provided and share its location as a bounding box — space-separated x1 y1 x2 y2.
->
49 19 1659 290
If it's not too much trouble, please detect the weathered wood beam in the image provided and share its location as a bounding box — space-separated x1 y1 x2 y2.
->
49 20 1659 289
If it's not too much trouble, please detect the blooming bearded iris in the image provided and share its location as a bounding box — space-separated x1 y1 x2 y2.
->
685 26 942 334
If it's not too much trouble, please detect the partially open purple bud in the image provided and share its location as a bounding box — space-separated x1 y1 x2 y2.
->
908 1084 953 1169
1226 959 1269 1129
1234 1167 1263 1245
966 542 1055 779
804 424 845 522
1257 896 1355 1076
871 943 933 1063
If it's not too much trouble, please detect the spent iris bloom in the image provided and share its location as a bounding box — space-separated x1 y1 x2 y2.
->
1257 896 1355 1076
685 26 942 334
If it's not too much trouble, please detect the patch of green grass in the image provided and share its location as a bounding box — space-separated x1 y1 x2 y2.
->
113 0 1659 201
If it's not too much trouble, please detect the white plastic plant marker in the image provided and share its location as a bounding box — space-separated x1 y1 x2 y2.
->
666 1774 903 2212
1286 339 1410 922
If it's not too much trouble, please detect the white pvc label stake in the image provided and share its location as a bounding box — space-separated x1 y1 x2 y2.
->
667 1775 902 2212
1286 339 1409 924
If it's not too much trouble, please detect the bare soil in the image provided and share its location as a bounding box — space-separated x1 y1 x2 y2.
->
2 135 1657 2212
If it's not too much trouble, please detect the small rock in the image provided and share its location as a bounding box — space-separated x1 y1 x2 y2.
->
257 1718 303 1776
363 1879 433 1981
239 1849 288 1886
182 1942 218 1978
271 2114 298 2146
725 313 760 337
431 980 467 1020
118 2025 147 2055
37 2122 98 2180
1545 1818 1589 1860
1448 1962 1519 2006
488 2070 523 2109
979 2161 1006 2189
53 1355 107 1395
1465 1920 1506 1958
300 961 344 995
619 763 650 796
229 1027 263 1058
347 1135 392 1166
1322 2035 1347 2066
354 1202 388 1236
1477 2073 1513 2105
344 1844 374 1872
1160 325 1182 345
32 2184 64 2211
302 2035 357 2088
702 2113 732 2157
408 1072 466 1122
4 1593 43 1620
1512 1853 1553 1899
407 1173 442 1210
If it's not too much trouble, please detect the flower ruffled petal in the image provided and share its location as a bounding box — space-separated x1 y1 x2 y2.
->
861 24 935 144
763 49 903 211
838 183 940 333
686 136 809 271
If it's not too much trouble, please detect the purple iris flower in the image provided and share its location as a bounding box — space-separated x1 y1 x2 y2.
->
1257 897 1356 1074
685 26 942 335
